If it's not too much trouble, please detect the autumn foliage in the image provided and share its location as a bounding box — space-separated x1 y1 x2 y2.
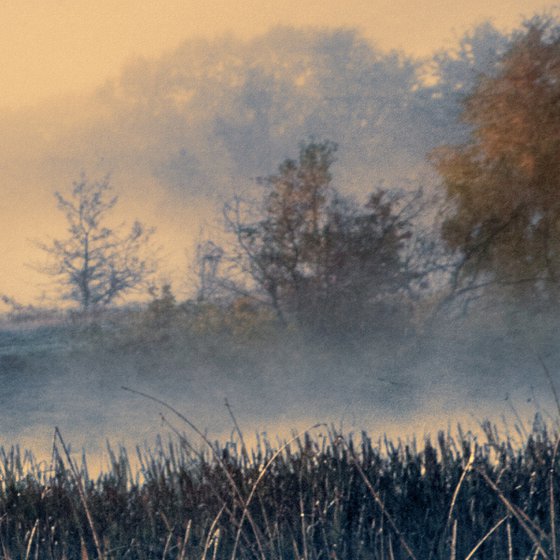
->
434 18 560 306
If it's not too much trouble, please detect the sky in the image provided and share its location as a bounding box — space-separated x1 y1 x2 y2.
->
0 0 557 110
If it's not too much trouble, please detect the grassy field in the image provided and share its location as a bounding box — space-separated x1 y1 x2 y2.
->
0 402 558 560
0 309 558 558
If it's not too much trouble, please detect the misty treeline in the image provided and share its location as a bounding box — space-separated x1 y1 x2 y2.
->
189 15 560 335
85 20 504 193
8 15 560 351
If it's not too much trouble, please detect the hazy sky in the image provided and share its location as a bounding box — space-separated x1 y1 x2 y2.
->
0 0 557 109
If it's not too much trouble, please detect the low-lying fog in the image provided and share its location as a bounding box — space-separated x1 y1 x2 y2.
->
1 314 557 471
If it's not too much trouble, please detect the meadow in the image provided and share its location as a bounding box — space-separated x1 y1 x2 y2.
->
0 301 557 560
0 400 558 560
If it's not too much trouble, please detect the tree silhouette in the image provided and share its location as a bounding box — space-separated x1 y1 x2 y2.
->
36 175 156 310
222 140 419 334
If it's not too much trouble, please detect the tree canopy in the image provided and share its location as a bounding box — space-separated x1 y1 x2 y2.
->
433 18 560 307
218 140 420 335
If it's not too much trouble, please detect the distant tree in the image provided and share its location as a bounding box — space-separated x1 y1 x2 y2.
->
425 21 510 146
194 240 224 302
433 17 560 308
36 175 156 310
221 140 421 334
300 189 422 334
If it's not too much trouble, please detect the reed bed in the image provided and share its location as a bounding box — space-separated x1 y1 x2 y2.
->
0 412 558 559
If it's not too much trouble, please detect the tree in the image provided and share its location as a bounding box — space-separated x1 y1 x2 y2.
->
194 240 224 302
36 175 156 310
221 140 420 334
433 17 560 308
424 21 510 148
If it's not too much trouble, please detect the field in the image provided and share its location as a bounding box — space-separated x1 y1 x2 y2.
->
0 308 557 559
0 403 557 560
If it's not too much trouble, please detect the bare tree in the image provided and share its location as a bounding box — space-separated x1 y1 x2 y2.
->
36 175 156 310
194 240 224 302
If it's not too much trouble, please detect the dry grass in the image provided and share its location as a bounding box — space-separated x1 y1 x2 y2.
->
0 407 558 559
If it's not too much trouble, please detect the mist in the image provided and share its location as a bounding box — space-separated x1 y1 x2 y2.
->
1 298 557 469
0 19 557 470
1 24 501 302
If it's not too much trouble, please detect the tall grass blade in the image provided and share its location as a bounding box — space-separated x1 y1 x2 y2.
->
464 516 507 560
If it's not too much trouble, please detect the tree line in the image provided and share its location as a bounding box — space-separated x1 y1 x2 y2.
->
32 16 560 335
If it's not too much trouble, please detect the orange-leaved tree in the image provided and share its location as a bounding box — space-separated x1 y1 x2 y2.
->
433 17 560 308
